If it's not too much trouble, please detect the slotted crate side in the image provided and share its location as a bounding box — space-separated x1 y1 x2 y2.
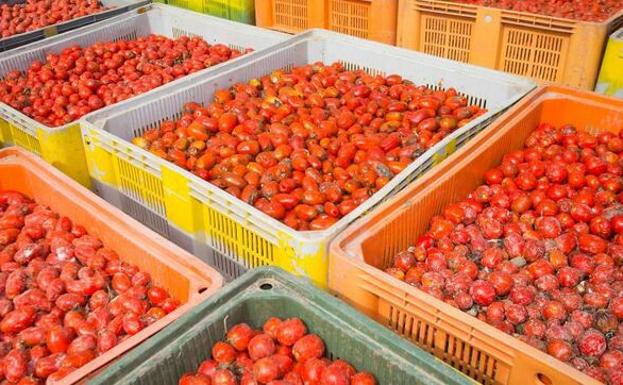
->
82 29 533 287
255 0 320 33
0 0 149 52
256 0 397 43
329 86 622 385
327 0 397 43
203 0 255 23
0 4 286 187
397 0 623 89
89 268 476 385
93 179 248 281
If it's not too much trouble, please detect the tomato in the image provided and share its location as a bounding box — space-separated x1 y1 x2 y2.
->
383 122 623 385
292 334 325 362
242 334 273 361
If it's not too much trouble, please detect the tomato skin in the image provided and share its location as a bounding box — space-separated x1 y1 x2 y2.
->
3 348 28 382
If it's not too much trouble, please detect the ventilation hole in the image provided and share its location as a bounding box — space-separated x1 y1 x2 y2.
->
260 283 273 290
536 373 552 385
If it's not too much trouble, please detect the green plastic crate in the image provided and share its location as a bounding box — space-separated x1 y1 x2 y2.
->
166 0 254 24
90 267 475 385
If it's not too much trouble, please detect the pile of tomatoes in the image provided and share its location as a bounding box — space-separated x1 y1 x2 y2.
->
387 123 623 384
0 190 179 383
0 0 107 39
132 62 485 231
456 0 621 21
180 317 376 385
0 35 251 127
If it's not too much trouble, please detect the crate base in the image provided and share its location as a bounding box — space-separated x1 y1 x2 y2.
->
93 180 247 282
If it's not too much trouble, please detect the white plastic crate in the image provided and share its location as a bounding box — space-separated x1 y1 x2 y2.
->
0 0 150 52
0 4 287 186
81 29 537 285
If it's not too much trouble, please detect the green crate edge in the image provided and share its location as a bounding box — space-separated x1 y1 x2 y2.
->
89 267 476 385
164 0 254 24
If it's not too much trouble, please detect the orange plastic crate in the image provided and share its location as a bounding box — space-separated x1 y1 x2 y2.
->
397 0 623 89
329 86 623 385
0 147 223 385
255 0 397 44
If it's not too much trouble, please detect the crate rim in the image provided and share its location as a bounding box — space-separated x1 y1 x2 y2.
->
412 0 623 27
329 84 623 385
82 28 536 243
0 3 287 136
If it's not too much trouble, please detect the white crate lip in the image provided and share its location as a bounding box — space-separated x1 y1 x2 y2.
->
81 29 536 251
0 3 288 136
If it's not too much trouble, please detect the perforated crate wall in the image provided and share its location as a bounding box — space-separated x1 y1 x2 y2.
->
397 0 623 89
255 0 398 44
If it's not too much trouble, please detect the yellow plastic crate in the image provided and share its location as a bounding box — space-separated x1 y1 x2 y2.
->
167 0 255 23
0 4 285 186
0 117 87 185
81 30 534 286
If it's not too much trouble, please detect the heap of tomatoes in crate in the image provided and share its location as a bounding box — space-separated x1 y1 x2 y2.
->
387 123 623 384
0 190 179 383
0 0 107 39
180 317 376 385
132 62 485 231
455 0 622 21
0 35 251 127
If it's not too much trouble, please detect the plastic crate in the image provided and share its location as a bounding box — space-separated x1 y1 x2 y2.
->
89 267 476 385
166 0 255 23
80 29 535 285
0 0 150 52
595 27 623 98
0 4 287 187
397 0 623 89
255 0 398 44
0 146 223 385
328 86 623 385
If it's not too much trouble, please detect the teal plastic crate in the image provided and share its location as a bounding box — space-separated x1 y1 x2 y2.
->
90 267 475 385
